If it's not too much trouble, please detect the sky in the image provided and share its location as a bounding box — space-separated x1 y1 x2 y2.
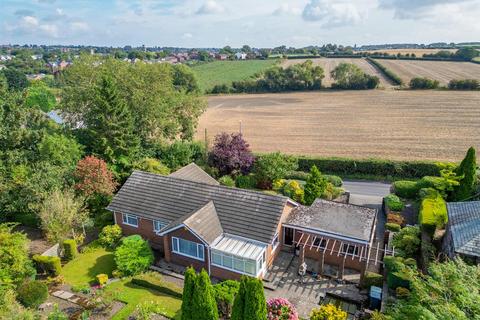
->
1 0 479 48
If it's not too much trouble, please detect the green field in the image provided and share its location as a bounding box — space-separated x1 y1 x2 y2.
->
192 59 278 92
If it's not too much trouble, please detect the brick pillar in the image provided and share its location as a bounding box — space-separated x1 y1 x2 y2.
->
299 245 305 264
319 251 325 275
338 256 346 279
163 235 171 262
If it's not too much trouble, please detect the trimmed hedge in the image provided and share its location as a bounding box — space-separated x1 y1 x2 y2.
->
131 273 182 299
296 156 440 180
17 280 48 308
63 239 77 261
392 181 420 199
367 58 403 85
384 194 405 211
33 255 61 276
419 193 447 234
386 223 401 232
384 256 411 290
361 271 383 289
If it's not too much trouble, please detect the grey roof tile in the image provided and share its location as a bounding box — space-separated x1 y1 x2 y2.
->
107 170 289 244
168 163 219 185
447 201 480 258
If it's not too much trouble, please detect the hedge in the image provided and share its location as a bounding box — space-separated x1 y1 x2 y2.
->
63 239 78 261
33 255 62 276
392 181 420 199
296 156 441 180
235 174 257 189
361 272 383 289
409 77 440 89
386 223 401 232
419 194 448 234
367 58 403 85
384 256 411 290
285 171 343 187
17 280 49 308
384 194 405 211
131 273 182 299
448 79 480 90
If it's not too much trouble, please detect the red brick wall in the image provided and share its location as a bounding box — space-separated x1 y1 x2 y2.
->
115 212 164 251
163 227 209 273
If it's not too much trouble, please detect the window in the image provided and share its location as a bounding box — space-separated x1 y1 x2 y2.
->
171 237 204 261
122 213 138 227
313 238 327 249
342 244 360 256
272 233 280 251
153 220 167 232
211 250 260 276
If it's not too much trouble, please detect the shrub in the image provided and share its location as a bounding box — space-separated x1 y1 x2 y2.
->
254 153 298 189
384 194 404 211
392 180 420 199
361 272 383 289
267 298 298 320
17 280 48 308
409 77 440 89
273 179 305 204
192 269 219 320
235 174 257 189
453 147 477 201
384 256 412 290
448 79 480 90
182 267 196 319
232 277 267 320
96 274 108 286
218 175 235 187
392 226 421 258
213 280 240 318
134 157 170 175
132 272 182 299
419 194 447 234
208 132 255 176
33 255 62 276
304 165 328 205
396 287 410 299
99 224 123 248
296 157 440 180
62 239 78 261
324 175 343 187
285 170 309 181
331 63 379 89
114 235 154 276
387 213 405 226
385 223 401 232
309 304 347 320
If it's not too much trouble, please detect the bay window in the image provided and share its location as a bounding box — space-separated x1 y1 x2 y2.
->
171 237 204 261
122 213 138 227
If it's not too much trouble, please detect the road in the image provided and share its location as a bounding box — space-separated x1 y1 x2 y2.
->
342 180 391 198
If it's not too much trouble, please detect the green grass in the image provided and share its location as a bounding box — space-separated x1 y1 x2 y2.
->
61 242 115 287
106 278 182 320
192 59 278 92
61 242 182 319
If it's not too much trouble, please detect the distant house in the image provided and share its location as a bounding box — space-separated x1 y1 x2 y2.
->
443 201 480 264
235 52 247 60
216 53 229 60
108 164 379 280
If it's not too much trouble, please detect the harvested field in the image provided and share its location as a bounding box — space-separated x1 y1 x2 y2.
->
281 58 393 88
373 59 480 86
197 91 480 162
364 48 458 56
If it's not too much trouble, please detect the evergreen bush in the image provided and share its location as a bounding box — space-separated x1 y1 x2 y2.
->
361 272 383 289
213 280 240 319
33 255 62 276
384 194 404 211
98 224 123 248
218 175 235 187
114 235 154 276
191 269 218 320
17 280 48 308
235 174 257 189
181 267 196 320
62 239 77 261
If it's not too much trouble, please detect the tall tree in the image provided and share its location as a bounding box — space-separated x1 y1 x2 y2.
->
191 269 218 320
2 69 28 91
73 156 117 199
231 276 246 320
243 277 267 320
304 165 328 205
208 132 255 176
454 147 477 201
181 267 196 320
254 152 298 189
85 76 140 164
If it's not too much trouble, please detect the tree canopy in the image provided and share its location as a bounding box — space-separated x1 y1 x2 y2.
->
208 132 255 176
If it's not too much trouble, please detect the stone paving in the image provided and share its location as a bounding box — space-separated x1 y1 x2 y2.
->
263 251 367 318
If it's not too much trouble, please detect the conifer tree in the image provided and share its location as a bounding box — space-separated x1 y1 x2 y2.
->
304 165 328 205
85 75 139 163
243 277 267 320
231 276 246 320
454 147 477 201
191 269 218 320
181 267 196 320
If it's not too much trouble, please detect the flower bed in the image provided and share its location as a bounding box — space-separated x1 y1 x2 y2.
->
267 298 298 320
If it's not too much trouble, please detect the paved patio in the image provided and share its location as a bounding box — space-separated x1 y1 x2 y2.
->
263 251 367 318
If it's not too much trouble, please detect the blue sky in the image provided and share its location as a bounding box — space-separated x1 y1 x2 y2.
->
1 0 479 47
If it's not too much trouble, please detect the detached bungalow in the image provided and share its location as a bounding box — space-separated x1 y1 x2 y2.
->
108 163 378 280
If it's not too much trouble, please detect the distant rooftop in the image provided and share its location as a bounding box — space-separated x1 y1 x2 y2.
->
168 163 219 186
285 199 377 243
447 201 480 258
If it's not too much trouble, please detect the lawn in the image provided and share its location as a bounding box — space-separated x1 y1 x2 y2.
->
61 242 183 319
192 59 278 92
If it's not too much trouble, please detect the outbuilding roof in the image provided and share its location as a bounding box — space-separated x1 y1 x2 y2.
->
107 170 289 244
447 201 480 258
285 199 377 243
168 163 219 186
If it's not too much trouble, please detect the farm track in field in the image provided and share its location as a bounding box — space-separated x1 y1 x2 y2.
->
197 90 480 162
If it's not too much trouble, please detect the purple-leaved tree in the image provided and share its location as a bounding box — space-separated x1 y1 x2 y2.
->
208 132 255 176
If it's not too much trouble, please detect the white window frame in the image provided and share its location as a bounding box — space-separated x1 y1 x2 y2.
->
271 232 280 252
171 237 205 261
153 220 167 233
210 249 264 277
122 213 138 227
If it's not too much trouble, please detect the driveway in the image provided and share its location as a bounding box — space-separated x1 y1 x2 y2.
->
343 180 391 198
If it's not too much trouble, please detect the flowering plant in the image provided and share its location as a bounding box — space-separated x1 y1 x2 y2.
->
267 298 299 320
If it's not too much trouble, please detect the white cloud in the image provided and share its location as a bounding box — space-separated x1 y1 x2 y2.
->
196 0 225 15
273 4 301 16
182 32 193 39
378 0 473 19
70 21 89 32
302 0 364 28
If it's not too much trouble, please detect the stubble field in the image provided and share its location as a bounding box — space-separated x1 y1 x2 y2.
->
196 91 480 162
281 58 394 88
373 59 480 86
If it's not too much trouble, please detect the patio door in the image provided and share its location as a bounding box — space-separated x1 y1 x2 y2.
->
283 227 294 246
